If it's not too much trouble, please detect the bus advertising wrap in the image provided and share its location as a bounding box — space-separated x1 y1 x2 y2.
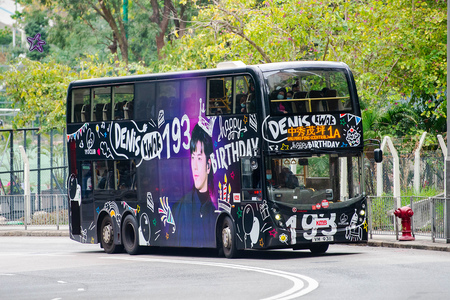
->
67 84 367 250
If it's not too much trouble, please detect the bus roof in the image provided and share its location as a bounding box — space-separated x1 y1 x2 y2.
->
67 61 350 89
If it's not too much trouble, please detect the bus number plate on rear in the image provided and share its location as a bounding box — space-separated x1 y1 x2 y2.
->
313 236 334 242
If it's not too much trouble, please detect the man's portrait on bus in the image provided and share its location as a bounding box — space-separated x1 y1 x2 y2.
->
172 123 217 247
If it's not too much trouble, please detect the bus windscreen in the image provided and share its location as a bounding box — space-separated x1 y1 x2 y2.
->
264 69 353 115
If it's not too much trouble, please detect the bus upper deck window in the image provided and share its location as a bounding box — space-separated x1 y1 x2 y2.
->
207 75 255 116
207 77 232 115
265 69 352 115
114 85 134 120
92 87 111 121
71 88 90 123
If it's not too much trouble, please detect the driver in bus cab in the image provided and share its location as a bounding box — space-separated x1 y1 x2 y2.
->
172 124 217 247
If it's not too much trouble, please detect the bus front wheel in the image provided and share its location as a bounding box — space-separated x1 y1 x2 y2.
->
122 215 140 255
221 216 239 258
309 243 329 254
100 215 122 254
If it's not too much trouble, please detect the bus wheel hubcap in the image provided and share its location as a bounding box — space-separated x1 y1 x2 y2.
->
222 227 231 248
103 224 112 244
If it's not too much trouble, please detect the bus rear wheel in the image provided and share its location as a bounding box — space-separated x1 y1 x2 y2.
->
309 243 329 254
100 215 122 254
221 216 239 258
122 215 140 255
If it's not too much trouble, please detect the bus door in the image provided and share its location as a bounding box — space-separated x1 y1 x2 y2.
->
67 139 82 235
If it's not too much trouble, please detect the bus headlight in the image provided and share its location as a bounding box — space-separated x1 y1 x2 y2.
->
275 214 282 221
360 210 365 216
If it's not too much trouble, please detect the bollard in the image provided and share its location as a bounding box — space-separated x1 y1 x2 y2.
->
394 206 415 241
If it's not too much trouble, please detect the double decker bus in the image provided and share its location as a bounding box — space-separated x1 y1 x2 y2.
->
66 61 381 258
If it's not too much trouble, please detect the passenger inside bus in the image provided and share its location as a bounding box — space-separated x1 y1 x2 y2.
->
239 94 247 113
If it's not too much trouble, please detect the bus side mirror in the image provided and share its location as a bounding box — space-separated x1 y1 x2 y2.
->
374 149 383 163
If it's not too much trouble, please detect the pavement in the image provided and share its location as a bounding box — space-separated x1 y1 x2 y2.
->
0 225 69 237
1 225 449 252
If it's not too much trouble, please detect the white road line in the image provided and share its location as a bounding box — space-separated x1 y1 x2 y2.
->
102 256 319 299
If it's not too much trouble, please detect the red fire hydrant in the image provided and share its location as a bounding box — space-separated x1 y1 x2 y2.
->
394 206 415 241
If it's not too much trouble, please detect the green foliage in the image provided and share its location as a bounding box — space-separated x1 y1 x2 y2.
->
46 13 112 66
157 0 446 136
0 28 13 45
22 9 50 61
1 0 446 142
0 56 150 132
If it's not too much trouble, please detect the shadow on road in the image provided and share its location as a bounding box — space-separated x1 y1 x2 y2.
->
122 246 363 260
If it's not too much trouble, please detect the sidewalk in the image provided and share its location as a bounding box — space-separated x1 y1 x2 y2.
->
366 234 450 252
0 226 449 252
0 225 69 237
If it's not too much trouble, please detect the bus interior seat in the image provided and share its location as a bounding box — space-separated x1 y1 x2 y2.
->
94 103 104 121
81 104 91 122
102 103 111 121
293 91 307 113
73 104 83 122
323 89 339 111
309 90 322 112
114 101 126 120
124 101 134 119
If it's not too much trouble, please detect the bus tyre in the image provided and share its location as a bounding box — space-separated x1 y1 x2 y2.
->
122 215 140 255
100 215 122 254
309 243 329 254
221 216 239 259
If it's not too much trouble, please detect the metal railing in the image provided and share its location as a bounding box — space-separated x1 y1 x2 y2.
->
0 194 68 229
368 196 447 242
0 193 447 241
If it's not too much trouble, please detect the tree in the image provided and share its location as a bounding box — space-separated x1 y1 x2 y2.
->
21 8 51 61
158 0 446 123
0 28 13 45
0 56 149 132
42 0 202 64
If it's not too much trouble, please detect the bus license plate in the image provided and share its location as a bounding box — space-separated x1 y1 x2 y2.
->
312 236 334 242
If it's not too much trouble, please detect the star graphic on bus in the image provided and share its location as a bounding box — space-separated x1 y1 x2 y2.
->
27 33 46 53
259 238 264 247
243 115 248 124
237 207 243 218
137 205 141 213
363 220 368 231
230 171 235 180
281 144 289 150
340 119 347 126
269 229 277 237
152 218 157 226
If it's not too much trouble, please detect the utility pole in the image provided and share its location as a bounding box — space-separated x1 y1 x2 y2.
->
446 2 450 243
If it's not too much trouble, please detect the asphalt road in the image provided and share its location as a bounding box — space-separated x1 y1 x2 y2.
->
1 236 450 300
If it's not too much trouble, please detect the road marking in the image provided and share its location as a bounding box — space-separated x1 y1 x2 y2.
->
102 256 318 299
0 273 15 276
